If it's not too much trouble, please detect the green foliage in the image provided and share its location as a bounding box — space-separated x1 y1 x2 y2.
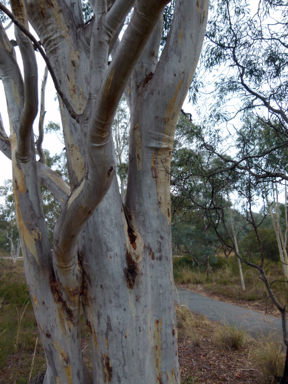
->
171 114 241 270
112 97 129 192
162 1 175 47
44 121 60 135
174 255 288 310
241 228 279 262
0 180 19 254
41 150 67 244
172 217 220 270
0 149 67 249
0 0 9 23
0 280 30 307
82 0 93 23
197 0 288 123
181 374 200 384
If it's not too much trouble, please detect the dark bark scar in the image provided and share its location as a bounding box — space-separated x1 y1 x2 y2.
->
123 205 137 249
50 271 74 322
124 251 137 289
142 71 154 88
103 353 113 382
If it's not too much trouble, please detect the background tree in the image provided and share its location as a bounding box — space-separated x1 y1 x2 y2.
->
193 0 288 130
0 180 19 259
112 96 129 201
0 1 209 383
171 114 241 272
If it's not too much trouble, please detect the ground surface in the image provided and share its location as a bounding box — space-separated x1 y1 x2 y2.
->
0 259 284 384
178 283 281 318
176 284 284 383
179 336 260 384
176 286 282 339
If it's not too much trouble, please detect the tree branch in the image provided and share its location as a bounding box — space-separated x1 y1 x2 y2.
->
0 113 11 160
0 21 24 135
0 2 79 121
198 142 288 182
88 0 169 147
10 0 38 162
37 162 70 206
36 66 48 164
104 0 135 43
53 0 170 268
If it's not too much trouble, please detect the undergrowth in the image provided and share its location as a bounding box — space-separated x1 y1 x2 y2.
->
214 322 246 350
173 255 288 306
250 335 285 383
0 257 285 384
0 259 46 383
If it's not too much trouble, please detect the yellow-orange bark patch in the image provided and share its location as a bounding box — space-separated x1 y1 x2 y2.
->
154 318 163 380
104 69 115 99
103 353 113 382
52 341 72 384
133 124 142 171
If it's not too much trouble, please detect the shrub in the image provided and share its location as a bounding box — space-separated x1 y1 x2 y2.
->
250 336 285 383
214 323 246 350
242 228 279 262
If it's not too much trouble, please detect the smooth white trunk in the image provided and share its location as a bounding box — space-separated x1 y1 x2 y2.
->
229 208 245 291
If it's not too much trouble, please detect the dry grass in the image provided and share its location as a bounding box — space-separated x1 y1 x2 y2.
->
174 256 288 312
250 335 286 383
175 268 207 285
0 257 286 384
176 305 204 347
213 322 247 350
0 258 46 384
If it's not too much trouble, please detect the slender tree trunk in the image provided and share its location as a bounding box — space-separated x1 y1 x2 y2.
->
230 208 245 291
265 188 288 279
281 346 288 384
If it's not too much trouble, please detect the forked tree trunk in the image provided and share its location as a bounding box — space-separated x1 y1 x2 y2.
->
0 0 209 382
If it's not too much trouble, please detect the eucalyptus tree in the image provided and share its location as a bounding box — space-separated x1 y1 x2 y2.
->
0 0 209 383
194 0 288 130
0 179 19 258
170 115 236 271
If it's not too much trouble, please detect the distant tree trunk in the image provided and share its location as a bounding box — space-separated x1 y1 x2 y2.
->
265 186 288 280
229 208 245 291
6 228 18 263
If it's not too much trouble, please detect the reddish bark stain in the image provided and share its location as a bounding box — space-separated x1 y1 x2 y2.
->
50 272 74 322
157 373 163 384
142 71 154 88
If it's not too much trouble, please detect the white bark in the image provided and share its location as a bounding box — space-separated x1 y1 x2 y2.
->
229 208 245 291
265 186 288 279
0 0 209 382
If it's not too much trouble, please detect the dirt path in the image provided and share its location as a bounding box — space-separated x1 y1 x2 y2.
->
176 286 282 339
